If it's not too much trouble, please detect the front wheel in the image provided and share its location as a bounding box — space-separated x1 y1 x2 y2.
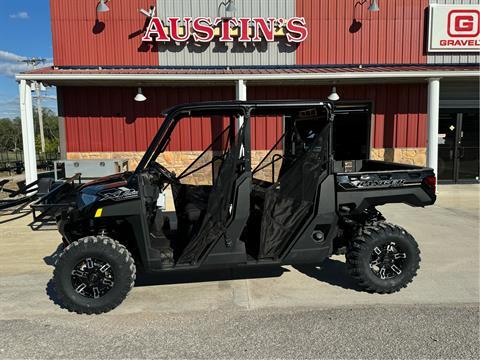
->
53 236 136 314
346 222 420 294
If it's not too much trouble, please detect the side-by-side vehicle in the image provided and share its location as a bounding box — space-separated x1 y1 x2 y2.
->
51 100 436 314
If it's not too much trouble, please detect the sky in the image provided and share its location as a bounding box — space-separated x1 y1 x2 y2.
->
0 0 57 118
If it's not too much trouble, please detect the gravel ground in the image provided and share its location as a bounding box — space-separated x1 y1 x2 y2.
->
1 304 478 359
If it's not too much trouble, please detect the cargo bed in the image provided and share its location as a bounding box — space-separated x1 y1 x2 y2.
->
334 160 436 213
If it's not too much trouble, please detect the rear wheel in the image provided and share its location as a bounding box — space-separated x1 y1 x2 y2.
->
53 236 136 314
346 222 420 293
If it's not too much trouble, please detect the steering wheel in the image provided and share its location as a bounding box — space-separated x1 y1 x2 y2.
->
150 162 179 184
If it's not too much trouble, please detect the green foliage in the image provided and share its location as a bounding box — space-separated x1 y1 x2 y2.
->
0 108 59 154
0 117 22 151
33 107 59 153
35 136 59 154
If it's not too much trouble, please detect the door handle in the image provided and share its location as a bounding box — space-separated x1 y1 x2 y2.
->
449 149 454 160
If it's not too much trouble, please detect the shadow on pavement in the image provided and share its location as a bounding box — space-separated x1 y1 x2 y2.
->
29 221 59 231
44 257 363 311
45 264 290 310
0 207 31 225
45 278 64 309
43 243 65 266
294 259 363 292
0 211 31 225
135 265 289 287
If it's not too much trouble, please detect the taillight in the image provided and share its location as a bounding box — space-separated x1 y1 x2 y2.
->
423 175 436 194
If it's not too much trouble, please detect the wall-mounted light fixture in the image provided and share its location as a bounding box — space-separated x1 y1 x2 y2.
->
328 86 340 102
368 0 380 12
226 0 236 12
139 5 156 18
217 0 236 18
354 0 380 13
135 87 147 102
350 0 379 33
97 0 110 13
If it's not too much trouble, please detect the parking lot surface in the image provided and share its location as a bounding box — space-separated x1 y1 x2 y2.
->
0 185 478 359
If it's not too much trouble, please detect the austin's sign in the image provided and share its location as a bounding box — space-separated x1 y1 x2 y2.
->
428 4 480 52
141 17 308 43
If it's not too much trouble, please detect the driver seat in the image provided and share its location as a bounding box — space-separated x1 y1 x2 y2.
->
178 185 210 220
140 173 174 265
141 173 160 218
185 202 202 222
172 184 211 242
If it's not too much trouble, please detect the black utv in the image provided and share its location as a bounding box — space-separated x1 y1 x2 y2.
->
52 100 436 314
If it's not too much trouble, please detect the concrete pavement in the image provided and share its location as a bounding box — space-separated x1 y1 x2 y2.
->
1 304 478 359
0 185 478 358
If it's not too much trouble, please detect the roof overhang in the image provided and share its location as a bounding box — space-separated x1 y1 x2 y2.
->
15 65 480 87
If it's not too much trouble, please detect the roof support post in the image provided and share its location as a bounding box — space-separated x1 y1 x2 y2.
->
236 79 247 127
19 79 38 185
57 89 67 159
427 78 440 186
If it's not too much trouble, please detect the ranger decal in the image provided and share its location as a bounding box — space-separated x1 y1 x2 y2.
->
100 187 139 202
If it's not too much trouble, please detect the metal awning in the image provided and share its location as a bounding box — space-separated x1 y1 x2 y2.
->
16 64 480 86
14 64 479 185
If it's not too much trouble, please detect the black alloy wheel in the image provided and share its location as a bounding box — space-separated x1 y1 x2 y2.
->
346 222 420 294
369 242 407 280
53 236 136 315
71 257 115 299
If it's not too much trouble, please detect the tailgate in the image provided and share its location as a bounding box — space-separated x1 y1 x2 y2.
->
335 167 436 212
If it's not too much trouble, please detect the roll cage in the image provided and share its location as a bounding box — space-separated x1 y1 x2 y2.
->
134 100 335 175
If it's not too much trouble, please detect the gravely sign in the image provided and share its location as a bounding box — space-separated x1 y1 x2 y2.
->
428 4 480 52
141 17 309 43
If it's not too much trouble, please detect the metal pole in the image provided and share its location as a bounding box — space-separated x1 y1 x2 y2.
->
427 78 440 181
57 89 67 159
235 79 247 127
19 80 38 185
35 82 46 154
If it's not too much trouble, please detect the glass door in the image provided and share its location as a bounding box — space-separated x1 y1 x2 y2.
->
438 112 458 182
438 110 479 184
458 112 479 183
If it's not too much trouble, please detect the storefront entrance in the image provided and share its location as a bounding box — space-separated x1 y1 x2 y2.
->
438 110 479 184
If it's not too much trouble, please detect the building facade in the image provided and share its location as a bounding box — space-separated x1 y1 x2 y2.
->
17 0 480 184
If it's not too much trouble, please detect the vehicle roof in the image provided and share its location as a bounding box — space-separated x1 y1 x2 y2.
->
162 100 334 116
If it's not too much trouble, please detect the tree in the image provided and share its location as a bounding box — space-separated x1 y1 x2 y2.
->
32 107 59 154
0 107 59 155
0 117 22 152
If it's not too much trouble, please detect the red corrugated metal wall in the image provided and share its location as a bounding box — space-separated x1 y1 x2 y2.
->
296 0 428 65
251 114 284 151
61 86 235 152
62 84 427 152
50 0 428 67
248 84 428 148
50 0 157 66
